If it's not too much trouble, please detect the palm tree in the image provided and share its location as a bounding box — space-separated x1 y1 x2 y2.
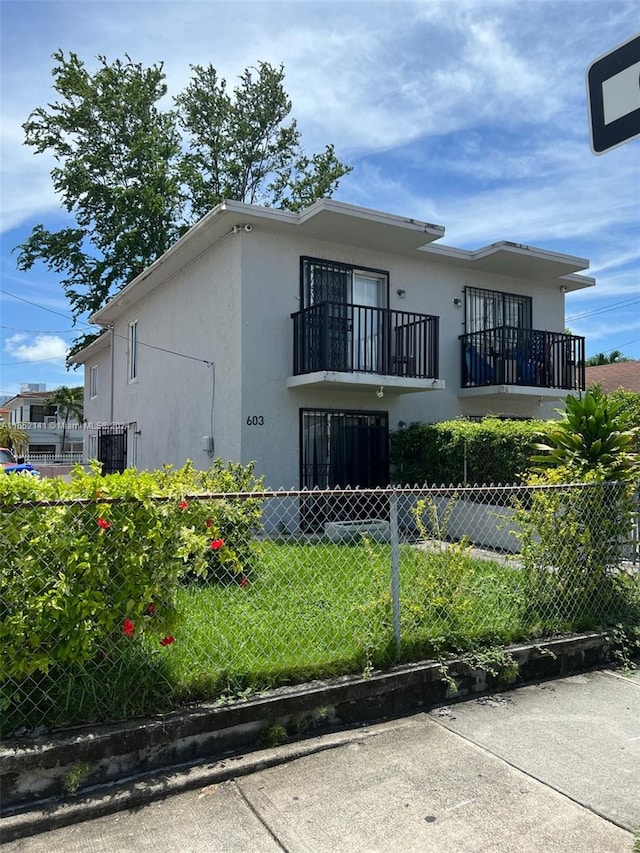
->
46 386 84 454
585 349 631 366
0 423 29 456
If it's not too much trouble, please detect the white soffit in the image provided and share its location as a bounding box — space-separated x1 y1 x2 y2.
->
296 200 445 253
69 331 111 364
421 241 590 280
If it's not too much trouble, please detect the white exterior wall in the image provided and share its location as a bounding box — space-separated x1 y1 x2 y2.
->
237 228 567 487
93 233 243 471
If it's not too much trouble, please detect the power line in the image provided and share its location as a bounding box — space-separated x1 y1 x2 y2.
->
1 289 211 366
566 295 640 322
1 325 76 334
0 289 93 326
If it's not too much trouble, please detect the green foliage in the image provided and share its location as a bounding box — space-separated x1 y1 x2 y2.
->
390 418 545 485
514 468 640 632
604 389 640 450
175 62 351 218
0 460 263 686
17 52 351 353
63 762 92 796
585 349 631 366
531 389 639 480
17 51 184 343
0 424 28 455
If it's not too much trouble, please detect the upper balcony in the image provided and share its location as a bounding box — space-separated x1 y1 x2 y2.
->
288 302 444 394
459 327 585 400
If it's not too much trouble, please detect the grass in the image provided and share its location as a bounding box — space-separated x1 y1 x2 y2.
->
2 537 637 736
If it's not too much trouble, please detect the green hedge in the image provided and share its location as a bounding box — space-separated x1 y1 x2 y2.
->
390 418 546 486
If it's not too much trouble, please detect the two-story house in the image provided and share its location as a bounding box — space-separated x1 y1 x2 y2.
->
2 388 84 461
73 199 593 490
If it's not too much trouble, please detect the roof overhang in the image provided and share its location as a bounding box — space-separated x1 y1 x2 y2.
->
89 200 446 325
421 241 592 284
69 331 111 365
88 199 595 325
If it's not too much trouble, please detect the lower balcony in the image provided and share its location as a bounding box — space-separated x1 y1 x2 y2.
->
459 327 585 399
288 302 443 394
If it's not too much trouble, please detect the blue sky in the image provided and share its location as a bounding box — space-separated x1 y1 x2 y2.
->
1 0 639 397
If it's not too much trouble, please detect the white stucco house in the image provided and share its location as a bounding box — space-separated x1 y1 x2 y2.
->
73 199 594 491
2 388 84 461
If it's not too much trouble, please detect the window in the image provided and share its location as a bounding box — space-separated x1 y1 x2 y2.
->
90 365 99 399
301 257 388 309
464 286 531 333
30 405 45 423
88 433 97 459
127 321 138 382
300 258 389 372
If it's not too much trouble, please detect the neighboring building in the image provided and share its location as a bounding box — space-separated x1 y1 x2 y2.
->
73 199 594 491
3 388 84 461
585 361 640 393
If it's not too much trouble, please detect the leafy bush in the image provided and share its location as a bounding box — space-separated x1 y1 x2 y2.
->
531 389 639 480
390 418 545 485
0 460 263 684
514 468 640 632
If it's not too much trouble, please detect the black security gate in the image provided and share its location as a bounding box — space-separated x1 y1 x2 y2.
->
300 409 389 530
97 427 127 474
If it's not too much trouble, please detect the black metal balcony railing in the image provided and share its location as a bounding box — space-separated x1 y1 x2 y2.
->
292 302 439 379
459 327 585 391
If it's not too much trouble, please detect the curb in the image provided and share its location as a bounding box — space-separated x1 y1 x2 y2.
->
0 631 613 842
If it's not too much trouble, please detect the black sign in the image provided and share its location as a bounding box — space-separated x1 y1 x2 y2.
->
587 34 640 154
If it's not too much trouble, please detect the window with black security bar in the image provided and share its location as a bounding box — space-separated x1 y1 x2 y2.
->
460 286 583 390
464 286 532 334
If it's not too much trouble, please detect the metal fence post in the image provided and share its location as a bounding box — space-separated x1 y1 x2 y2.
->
390 489 401 659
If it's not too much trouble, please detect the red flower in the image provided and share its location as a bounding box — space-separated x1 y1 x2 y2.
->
146 603 156 616
205 519 212 528
122 618 135 637
210 538 224 551
179 500 188 511
240 575 248 588
97 518 111 530
160 636 175 646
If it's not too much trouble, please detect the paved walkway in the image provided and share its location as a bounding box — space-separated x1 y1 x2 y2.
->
3 669 639 852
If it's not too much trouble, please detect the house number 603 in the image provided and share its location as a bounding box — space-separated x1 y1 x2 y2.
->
246 416 265 426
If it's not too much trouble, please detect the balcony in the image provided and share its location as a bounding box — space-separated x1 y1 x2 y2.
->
459 327 585 399
289 302 443 394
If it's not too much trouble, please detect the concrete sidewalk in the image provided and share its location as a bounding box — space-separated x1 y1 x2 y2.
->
3 669 639 852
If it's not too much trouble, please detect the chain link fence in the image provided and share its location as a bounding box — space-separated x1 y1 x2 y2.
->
2 482 639 737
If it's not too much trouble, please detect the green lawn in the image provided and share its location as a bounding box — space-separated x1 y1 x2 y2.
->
3 538 636 735
166 540 529 702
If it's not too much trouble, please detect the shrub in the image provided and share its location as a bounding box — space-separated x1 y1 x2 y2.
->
0 460 263 684
531 388 639 480
514 468 639 632
390 418 545 485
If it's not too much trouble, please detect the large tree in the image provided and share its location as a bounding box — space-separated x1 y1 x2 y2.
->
17 52 351 354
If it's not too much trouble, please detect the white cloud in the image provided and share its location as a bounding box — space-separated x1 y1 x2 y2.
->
4 333 69 362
